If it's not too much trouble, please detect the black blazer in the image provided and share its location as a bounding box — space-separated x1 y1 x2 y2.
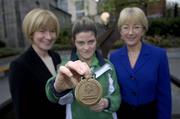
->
9 47 66 119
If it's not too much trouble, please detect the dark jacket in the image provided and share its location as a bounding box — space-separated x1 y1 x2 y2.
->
9 47 65 119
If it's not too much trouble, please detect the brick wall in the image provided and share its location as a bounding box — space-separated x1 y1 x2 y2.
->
147 0 166 17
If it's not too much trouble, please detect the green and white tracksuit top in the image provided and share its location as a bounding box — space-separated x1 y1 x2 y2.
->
46 52 121 119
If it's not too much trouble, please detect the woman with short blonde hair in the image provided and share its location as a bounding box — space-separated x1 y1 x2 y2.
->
22 8 60 41
117 7 148 32
110 7 171 119
9 8 65 119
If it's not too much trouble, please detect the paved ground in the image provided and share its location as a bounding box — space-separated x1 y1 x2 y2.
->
167 49 180 77
0 77 10 110
167 48 180 116
0 49 180 118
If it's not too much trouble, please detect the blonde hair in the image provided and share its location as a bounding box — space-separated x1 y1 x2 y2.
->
22 8 60 41
117 7 148 32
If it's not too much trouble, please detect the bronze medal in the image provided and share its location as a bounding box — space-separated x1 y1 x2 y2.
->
75 76 102 106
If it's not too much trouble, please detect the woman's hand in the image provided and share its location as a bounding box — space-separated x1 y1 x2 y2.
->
89 98 109 112
54 60 91 92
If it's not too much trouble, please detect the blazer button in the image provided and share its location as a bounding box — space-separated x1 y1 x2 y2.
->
130 75 135 80
132 91 137 96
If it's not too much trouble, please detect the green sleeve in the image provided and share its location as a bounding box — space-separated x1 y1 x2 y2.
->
45 76 59 103
104 62 121 112
45 59 69 103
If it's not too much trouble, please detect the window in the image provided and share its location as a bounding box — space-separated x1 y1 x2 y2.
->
76 11 85 17
75 0 84 11
57 0 68 12
75 0 85 18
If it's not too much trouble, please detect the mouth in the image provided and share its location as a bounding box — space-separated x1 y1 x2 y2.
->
127 38 135 42
43 39 54 45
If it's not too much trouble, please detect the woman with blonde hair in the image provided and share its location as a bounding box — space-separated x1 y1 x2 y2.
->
9 8 65 119
109 7 171 119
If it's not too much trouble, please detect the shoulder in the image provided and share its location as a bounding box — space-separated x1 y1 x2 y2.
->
109 47 125 63
10 46 37 66
9 52 31 74
10 47 38 69
104 59 113 66
103 59 116 71
110 48 124 57
144 43 167 56
141 43 169 65
10 50 29 69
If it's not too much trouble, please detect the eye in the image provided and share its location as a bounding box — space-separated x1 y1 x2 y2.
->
76 41 85 46
122 26 129 30
134 26 142 30
88 40 95 45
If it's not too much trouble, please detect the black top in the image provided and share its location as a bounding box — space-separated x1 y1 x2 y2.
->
9 47 65 119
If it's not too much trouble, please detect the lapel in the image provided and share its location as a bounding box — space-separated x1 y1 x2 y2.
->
133 42 152 73
25 47 58 80
118 43 152 74
118 46 133 74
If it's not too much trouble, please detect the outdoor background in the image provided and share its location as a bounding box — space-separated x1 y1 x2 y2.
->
0 0 180 119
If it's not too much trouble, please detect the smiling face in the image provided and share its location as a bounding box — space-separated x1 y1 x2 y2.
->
74 31 96 63
32 27 56 51
117 7 148 48
22 8 59 52
120 21 144 47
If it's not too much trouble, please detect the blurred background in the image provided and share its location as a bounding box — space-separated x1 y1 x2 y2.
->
0 0 180 119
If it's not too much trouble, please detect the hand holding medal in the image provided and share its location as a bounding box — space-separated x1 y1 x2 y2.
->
54 60 91 92
53 60 103 108
75 75 103 106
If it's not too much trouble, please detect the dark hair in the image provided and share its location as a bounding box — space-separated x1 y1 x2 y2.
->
72 17 97 40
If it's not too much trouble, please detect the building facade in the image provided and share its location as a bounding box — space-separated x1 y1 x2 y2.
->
147 0 166 17
57 0 98 22
0 0 71 48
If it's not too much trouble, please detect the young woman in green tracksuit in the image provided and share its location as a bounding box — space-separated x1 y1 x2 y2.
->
46 17 121 119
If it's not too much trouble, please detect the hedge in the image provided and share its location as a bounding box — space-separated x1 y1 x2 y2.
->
147 17 180 37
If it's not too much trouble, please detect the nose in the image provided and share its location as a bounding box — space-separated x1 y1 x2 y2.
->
128 27 134 34
83 43 89 50
45 31 52 39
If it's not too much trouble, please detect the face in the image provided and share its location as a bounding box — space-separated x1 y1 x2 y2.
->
32 28 56 51
74 31 96 62
120 21 144 47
